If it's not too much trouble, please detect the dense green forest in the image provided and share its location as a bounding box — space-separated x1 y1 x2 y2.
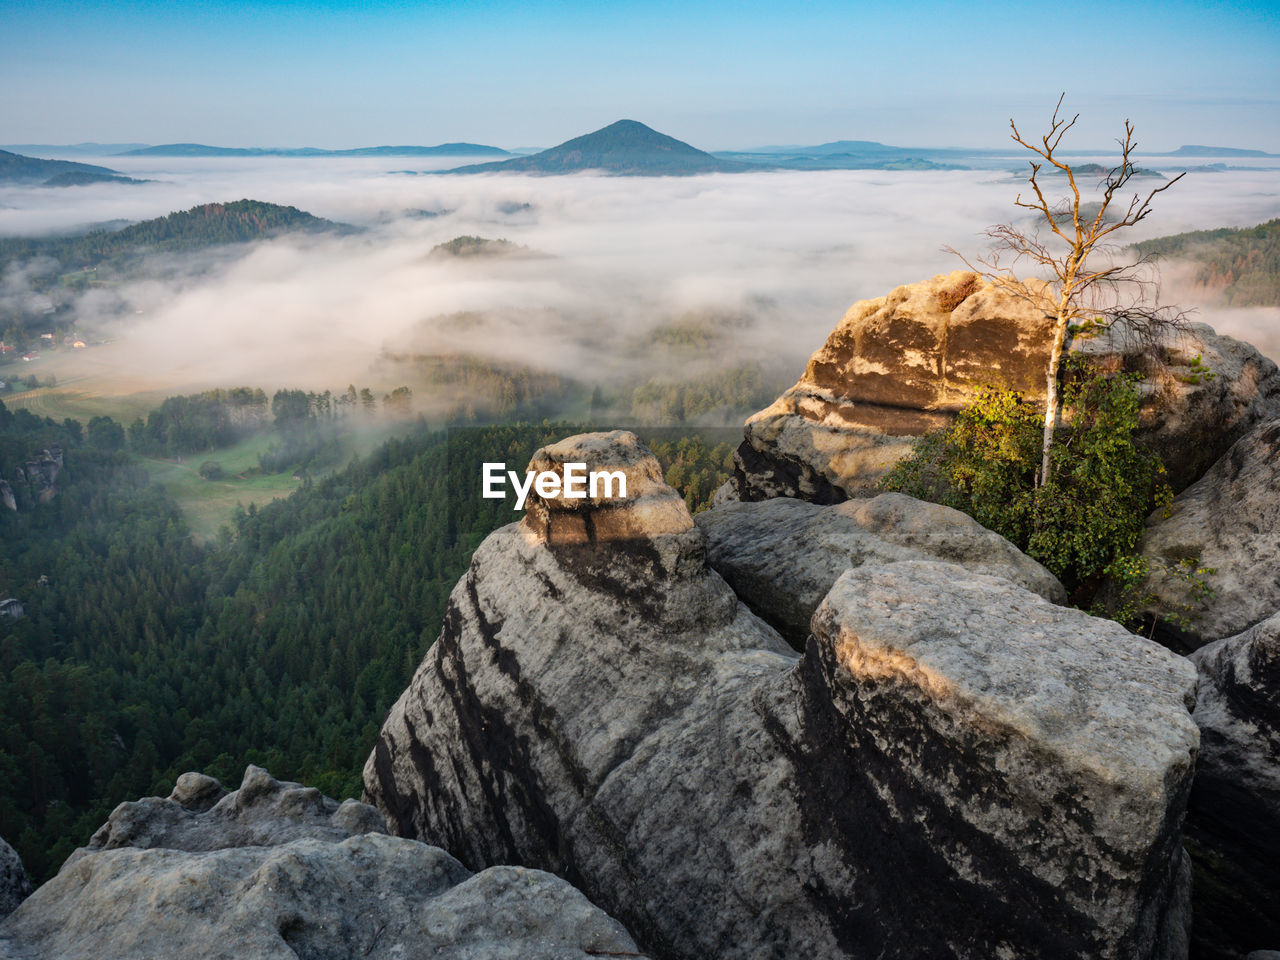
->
1132 218 1280 305
0 404 733 881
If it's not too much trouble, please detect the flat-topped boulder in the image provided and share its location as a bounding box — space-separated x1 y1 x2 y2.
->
696 493 1065 648
522 430 693 544
1185 612 1280 959
734 272 1280 500
363 433 1200 960
0 767 642 960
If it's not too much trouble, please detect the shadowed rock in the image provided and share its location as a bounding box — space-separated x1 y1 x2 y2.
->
696 493 1065 647
363 431 1199 960
1128 419 1280 650
1185 612 1280 959
0 767 642 960
733 272 1280 500
73 764 384 858
0 837 30 922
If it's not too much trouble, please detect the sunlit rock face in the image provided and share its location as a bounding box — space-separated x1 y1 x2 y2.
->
696 492 1065 648
733 272 1280 500
0 766 641 960
1126 419 1280 651
1185 612 1280 960
521 430 694 545
0 836 30 922
364 432 1199 960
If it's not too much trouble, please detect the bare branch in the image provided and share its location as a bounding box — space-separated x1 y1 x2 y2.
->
952 98 1187 484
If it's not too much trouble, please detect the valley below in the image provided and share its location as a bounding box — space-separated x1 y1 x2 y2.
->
2 133 1280 959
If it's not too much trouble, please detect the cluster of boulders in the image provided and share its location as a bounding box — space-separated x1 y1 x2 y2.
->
358 277 1279 958
363 430 1200 959
0 766 642 959
6 275 1277 959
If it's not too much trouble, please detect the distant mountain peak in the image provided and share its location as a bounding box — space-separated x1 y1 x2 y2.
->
442 119 747 176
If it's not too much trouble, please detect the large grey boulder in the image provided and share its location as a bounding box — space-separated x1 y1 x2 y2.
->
734 272 1280 501
1185 612 1280 960
0 766 641 960
0 837 30 922
696 493 1065 648
364 430 1200 960
1128 419 1280 650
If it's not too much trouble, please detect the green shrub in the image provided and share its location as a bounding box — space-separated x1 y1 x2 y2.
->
198 460 224 480
881 363 1173 605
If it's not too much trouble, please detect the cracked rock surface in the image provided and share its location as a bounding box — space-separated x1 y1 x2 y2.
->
364 430 1199 960
696 492 1065 647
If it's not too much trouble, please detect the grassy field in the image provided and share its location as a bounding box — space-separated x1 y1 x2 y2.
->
1 353 420 541
138 433 302 542
1 386 165 426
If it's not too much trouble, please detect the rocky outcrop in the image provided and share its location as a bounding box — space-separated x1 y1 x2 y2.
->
3 448 64 508
0 766 642 960
1128 419 1280 650
1184 612 1280 960
695 493 1065 648
73 765 385 858
364 430 1200 960
0 837 30 922
734 272 1280 500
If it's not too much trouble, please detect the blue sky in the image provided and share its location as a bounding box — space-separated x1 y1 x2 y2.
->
3 0 1279 150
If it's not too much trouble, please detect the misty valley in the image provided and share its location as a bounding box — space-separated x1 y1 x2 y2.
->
2 117 1280 959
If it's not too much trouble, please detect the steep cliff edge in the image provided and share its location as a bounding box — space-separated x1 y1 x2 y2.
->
364 431 1200 960
733 271 1280 500
0 766 642 960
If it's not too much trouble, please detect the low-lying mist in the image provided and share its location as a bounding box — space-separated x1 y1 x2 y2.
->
2 155 1277 411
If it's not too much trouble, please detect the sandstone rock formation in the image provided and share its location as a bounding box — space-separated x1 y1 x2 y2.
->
734 272 1280 500
364 431 1200 960
74 765 384 857
0 837 30 922
695 492 1065 648
1128 419 1280 650
0 766 642 960
1185 612 1280 960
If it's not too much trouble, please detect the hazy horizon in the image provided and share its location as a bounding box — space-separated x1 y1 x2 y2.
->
3 0 1278 152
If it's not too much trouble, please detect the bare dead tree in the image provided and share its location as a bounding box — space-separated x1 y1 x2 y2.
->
951 95 1188 485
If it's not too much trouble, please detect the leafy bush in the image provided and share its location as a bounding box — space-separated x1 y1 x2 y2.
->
198 460 224 480
881 363 1173 604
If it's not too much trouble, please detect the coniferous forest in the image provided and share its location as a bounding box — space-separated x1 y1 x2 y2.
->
0 402 732 880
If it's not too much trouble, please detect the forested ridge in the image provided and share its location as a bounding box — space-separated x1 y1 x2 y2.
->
1132 217 1280 305
0 407 732 880
0 200 352 278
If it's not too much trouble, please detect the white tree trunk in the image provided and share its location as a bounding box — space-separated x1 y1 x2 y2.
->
1039 317 1070 486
